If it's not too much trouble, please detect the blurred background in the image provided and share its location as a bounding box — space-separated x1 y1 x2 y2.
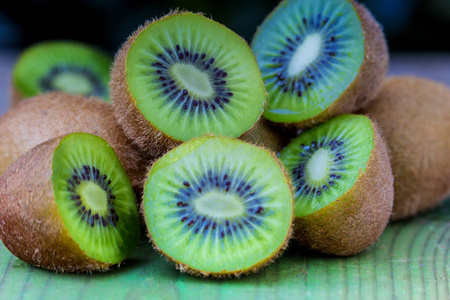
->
0 0 449 52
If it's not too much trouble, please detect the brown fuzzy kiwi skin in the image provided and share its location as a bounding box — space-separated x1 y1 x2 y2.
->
360 76 450 221
293 119 394 256
0 92 150 191
140 138 294 277
110 11 265 158
0 136 112 272
10 85 24 107
253 0 388 129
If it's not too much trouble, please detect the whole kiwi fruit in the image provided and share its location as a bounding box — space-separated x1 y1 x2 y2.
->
0 133 141 272
360 76 450 220
279 114 394 256
110 11 267 157
0 92 148 190
251 0 388 128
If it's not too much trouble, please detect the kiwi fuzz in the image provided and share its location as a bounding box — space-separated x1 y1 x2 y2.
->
360 76 450 221
292 119 393 256
111 12 266 156
251 0 388 128
0 92 150 191
0 135 140 272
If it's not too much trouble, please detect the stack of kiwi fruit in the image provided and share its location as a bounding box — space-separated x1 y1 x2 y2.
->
0 0 449 278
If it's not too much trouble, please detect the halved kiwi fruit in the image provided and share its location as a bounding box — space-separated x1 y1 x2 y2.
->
111 12 267 156
12 40 111 105
252 0 388 127
0 92 147 190
142 136 293 277
279 114 393 256
360 76 450 221
0 133 141 272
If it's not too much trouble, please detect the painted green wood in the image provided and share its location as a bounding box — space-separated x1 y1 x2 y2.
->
0 198 449 300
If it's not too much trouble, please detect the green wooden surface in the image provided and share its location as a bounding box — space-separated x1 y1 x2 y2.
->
0 198 449 300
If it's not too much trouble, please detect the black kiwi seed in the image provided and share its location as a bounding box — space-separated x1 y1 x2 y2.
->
66 165 119 227
173 169 264 240
39 65 107 98
151 45 232 114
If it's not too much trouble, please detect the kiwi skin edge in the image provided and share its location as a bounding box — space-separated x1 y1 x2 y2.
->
360 76 450 221
293 118 394 256
0 136 113 272
141 137 294 278
254 0 389 129
0 92 150 191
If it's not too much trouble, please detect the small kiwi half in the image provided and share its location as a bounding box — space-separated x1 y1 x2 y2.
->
279 114 393 256
142 136 293 277
12 40 111 105
0 133 141 272
111 12 267 156
0 92 147 190
360 76 450 221
251 0 388 127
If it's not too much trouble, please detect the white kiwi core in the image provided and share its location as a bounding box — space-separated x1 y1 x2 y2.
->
287 33 323 77
306 148 332 182
77 181 108 213
194 190 244 219
53 72 93 94
172 63 214 98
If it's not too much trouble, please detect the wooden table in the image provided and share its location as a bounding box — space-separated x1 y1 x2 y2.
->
0 51 449 299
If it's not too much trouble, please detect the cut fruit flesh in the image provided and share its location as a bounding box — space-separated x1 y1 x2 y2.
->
13 41 111 100
252 0 365 122
143 137 293 275
126 13 266 141
279 114 374 217
52 133 140 264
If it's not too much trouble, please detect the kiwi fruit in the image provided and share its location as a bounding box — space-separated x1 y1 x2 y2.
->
360 76 450 221
251 0 388 128
11 40 111 105
0 92 148 190
142 136 293 277
110 12 267 156
279 114 393 256
0 133 141 272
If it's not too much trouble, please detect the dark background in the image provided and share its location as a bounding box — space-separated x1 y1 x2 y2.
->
0 0 449 54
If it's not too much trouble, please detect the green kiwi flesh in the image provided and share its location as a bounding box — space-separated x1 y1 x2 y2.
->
252 0 388 125
0 133 140 272
279 114 393 256
142 136 293 277
111 12 266 155
12 41 111 104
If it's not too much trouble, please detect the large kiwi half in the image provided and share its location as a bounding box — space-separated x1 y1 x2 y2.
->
279 114 393 256
12 40 111 105
0 133 141 272
252 0 388 127
142 136 293 277
360 76 450 221
0 92 147 190
111 12 267 156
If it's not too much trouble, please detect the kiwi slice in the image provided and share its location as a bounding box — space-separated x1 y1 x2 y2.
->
279 114 393 256
142 136 293 277
111 12 267 156
0 133 140 272
0 92 148 190
361 76 450 221
12 41 111 105
251 0 388 127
